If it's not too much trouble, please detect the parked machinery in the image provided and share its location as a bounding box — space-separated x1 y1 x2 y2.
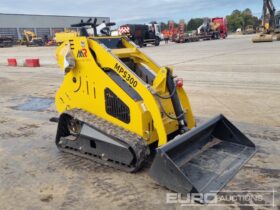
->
252 0 280 42
55 19 114 45
23 30 44 47
197 17 228 40
0 36 13 48
174 20 187 43
168 17 228 43
243 25 256 35
52 18 256 200
161 20 179 42
119 22 163 47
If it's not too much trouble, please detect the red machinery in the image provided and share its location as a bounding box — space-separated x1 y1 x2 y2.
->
162 17 228 43
212 17 228 39
161 21 179 42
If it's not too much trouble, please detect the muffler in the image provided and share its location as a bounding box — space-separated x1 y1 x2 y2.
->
149 115 256 200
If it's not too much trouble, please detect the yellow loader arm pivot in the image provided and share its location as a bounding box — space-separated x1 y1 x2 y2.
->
54 19 256 202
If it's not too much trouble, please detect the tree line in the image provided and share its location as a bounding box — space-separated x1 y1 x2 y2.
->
160 8 260 32
226 9 260 32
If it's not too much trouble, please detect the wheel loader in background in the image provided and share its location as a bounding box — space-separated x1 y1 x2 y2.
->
252 0 280 43
53 18 256 202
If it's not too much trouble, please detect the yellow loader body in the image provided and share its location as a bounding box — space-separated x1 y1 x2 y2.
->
54 25 256 201
56 36 195 146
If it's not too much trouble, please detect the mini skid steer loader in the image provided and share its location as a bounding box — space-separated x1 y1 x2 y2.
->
53 19 256 200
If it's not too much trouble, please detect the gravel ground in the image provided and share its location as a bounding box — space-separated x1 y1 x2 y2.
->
0 35 279 210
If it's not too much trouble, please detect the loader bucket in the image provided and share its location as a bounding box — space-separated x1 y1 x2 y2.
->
149 115 256 200
252 34 273 43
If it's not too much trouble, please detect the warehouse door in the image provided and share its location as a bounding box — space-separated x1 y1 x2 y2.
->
36 28 51 39
0 28 18 39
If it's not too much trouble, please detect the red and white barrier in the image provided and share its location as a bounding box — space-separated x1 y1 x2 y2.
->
25 59 40 67
7 58 17 66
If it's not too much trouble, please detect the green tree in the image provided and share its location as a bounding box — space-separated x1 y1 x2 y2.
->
242 8 252 16
227 15 244 31
232 9 241 16
227 8 260 32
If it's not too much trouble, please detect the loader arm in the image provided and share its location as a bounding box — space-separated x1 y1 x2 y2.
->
113 37 162 74
88 39 169 146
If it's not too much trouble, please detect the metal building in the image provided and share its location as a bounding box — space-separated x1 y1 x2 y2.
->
0 13 110 40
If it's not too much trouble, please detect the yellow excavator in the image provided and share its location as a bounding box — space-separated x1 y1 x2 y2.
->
52 18 256 201
252 0 280 42
23 30 44 46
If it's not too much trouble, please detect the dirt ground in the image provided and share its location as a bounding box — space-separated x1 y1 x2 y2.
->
0 35 279 210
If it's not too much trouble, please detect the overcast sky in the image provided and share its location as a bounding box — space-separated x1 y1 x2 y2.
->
1 0 280 25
